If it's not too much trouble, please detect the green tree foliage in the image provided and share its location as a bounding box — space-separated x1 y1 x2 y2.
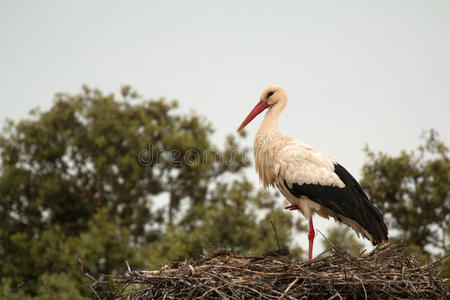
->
0 85 247 243
0 86 301 297
1 209 139 299
145 179 305 267
360 130 449 256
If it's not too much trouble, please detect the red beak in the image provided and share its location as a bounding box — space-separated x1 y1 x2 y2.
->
237 100 269 132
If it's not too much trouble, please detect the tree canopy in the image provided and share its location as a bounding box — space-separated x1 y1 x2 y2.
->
0 86 303 298
361 129 449 256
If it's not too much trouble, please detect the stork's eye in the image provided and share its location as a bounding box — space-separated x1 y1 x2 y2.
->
267 91 275 98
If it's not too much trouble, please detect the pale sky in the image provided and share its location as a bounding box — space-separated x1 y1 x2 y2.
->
1 0 449 254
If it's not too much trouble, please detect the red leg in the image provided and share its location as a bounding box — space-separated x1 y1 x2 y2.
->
308 219 315 260
285 204 300 211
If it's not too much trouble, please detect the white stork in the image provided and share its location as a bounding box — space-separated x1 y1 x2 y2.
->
237 85 388 260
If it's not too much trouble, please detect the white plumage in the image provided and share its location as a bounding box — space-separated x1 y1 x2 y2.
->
255 132 344 189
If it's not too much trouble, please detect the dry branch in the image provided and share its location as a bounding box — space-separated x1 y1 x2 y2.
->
86 243 449 299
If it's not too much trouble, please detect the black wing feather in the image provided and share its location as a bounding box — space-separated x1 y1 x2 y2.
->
285 162 388 245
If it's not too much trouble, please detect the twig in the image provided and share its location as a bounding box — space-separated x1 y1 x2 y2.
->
200 287 219 299
279 277 299 299
316 229 345 255
356 276 367 300
327 292 341 300
271 219 281 252
78 256 102 300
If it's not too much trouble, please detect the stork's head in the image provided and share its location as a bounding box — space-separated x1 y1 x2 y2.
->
237 85 287 132
260 85 287 105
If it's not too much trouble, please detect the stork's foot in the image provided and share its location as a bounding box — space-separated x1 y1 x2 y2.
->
285 204 300 211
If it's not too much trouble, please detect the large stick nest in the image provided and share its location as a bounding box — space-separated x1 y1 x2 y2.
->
86 243 448 299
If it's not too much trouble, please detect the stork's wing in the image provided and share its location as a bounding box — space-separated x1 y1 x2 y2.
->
278 140 344 188
278 142 388 245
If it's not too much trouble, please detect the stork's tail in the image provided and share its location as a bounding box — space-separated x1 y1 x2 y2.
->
361 199 388 245
333 163 388 245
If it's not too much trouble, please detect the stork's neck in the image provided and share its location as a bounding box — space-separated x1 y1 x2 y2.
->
257 101 286 134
